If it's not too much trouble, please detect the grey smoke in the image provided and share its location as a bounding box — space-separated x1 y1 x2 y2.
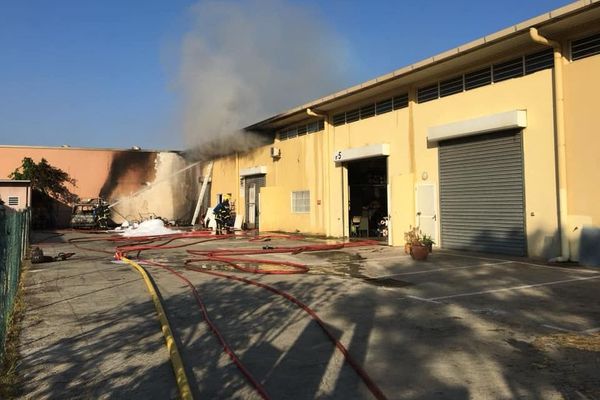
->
178 0 351 160
182 132 271 161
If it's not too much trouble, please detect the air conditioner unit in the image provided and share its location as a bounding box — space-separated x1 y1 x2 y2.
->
270 147 281 158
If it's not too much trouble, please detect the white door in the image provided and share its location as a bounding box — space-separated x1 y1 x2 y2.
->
416 184 437 243
248 184 256 225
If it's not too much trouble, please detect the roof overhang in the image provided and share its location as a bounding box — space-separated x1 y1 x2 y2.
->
0 180 31 186
240 166 268 176
245 1 600 132
427 110 527 143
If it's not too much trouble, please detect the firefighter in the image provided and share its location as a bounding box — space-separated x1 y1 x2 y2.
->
213 195 232 234
96 201 110 229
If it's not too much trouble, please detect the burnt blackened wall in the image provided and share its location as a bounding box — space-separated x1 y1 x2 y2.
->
100 152 157 201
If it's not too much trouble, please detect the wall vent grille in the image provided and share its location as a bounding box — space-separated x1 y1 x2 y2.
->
464 67 492 90
492 57 523 82
524 48 553 74
345 109 360 123
376 99 393 114
417 84 439 103
332 113 346 126
279 119 325 140
393 94 409 110
360 104 375 119
571 32 600 61
417 47 553 103
331 92 408 127
440 76 464 97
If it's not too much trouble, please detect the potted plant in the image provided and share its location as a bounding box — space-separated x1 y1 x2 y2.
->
404 226 419 254
404 226 429 261
421 234 435 253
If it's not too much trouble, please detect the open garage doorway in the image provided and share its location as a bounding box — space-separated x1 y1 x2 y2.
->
347 157 388 241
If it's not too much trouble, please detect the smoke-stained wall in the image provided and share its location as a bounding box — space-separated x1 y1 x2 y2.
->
100 152 157 201
110 152 198 224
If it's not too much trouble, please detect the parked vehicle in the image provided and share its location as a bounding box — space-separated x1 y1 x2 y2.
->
70 198 110 229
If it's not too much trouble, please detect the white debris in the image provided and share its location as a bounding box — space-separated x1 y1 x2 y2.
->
119 218 181 237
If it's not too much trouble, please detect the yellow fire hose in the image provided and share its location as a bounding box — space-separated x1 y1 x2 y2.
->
121 256 193 400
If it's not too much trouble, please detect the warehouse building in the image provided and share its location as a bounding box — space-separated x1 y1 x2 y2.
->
207 1 600 261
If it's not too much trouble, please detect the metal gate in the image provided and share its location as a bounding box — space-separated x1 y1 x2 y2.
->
439 129 526 256
244 175 266 230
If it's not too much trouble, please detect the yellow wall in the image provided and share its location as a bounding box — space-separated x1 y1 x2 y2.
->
208 130 328 234
411 70 559 258
261 131 326 234
211 71 560 257
563 54 600 259
209 155 238 207
323 70 558 257
564 55 600 223
208 53 599 260
329 106 412 243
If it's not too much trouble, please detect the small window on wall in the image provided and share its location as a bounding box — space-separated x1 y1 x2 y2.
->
291 191 310 213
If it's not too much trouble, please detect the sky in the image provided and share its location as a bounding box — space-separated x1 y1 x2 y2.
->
0 0 572 150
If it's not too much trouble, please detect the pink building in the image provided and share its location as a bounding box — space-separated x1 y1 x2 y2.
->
0 145 189 227
0 180 31 211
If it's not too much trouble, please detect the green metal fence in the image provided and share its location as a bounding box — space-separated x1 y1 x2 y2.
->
0 207 30 361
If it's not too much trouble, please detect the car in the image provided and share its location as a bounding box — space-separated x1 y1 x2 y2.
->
70 198 110 229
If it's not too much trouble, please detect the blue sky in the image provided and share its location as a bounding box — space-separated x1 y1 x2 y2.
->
0 0 571 150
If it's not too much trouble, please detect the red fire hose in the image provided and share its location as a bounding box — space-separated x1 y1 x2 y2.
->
68 231 388 399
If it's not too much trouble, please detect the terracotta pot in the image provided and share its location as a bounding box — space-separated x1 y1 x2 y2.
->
404 243 412 255
410 244 429 261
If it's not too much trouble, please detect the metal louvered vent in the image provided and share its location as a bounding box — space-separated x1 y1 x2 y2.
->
493 57 523 82
279 128 293 140
286 128 298 140
345 109 360 123
464 67 492 90
8 197 19 206
332 113 346 126
571 32 600 60
376 99 393 114
417 84 439 103
393 94 409 110
332 92 408 127
525 48 553 74
360 104 375 119
279 119 325 139
297 125 307 136
440 76 464 97
306 121 319 133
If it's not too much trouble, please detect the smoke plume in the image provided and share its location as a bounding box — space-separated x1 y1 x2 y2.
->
178 0 350 160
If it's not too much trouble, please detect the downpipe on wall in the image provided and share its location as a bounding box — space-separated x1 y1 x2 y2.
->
529 27 570 262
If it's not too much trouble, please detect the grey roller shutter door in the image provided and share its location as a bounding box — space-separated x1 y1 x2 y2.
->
439 129 526 256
